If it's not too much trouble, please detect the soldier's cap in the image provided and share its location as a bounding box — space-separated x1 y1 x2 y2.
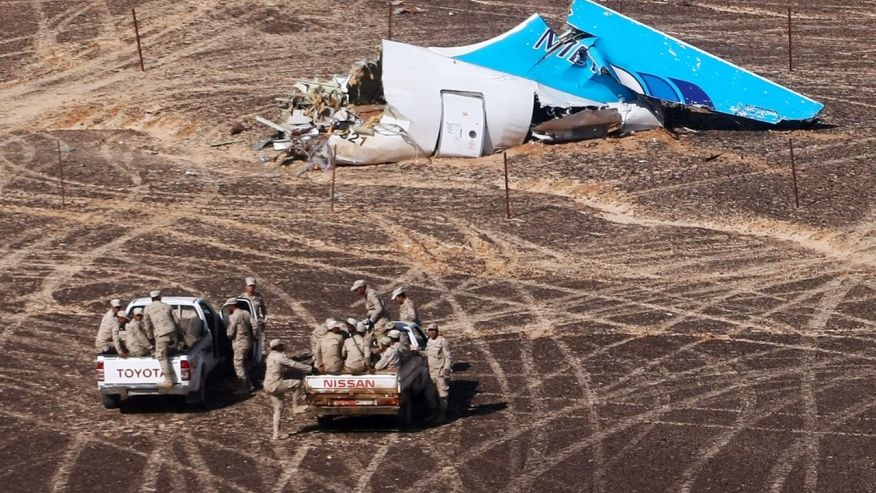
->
116 311 129 319
391 287 405 299
426 323 439 332
133 307 144 316
388 329 401 339
331 321 346 330
345 317 358 327
324 318 338 329
149 290 161 298
225 297 239 307
245 276 256 286
350 279 367 291
378 336 392 346
269 339 283 349
355 322 367 333
110 299 122 308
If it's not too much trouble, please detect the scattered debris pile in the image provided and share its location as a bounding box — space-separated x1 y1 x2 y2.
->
252 57 398 169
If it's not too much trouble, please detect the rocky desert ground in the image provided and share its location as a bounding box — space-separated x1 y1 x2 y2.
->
1 0 874 491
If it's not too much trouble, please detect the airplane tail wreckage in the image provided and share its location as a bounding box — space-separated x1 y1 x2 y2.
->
253 0 823 167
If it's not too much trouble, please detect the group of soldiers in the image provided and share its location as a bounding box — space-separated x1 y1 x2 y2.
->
95 277 267 392
265 279 452 439
95 277 452 439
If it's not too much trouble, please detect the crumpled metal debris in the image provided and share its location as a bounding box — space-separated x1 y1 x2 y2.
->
532 108 623 143
255 54 424 168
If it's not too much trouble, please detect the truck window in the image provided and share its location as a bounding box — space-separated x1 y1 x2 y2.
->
221 299 253 320
410 326 427 349
172 305 204 346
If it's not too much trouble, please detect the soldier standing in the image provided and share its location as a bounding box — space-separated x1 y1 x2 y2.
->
392 287 421 327
264 339 312 440
95 299 122 353
241 277 267 354
142 290 181 391
315 322 345 374
342 323 370 374
113 311 130 356
350 280 391 339
225 298 254 393
426 323 452 422
124 308 153 357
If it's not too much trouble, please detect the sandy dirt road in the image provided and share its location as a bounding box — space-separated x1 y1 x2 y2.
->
1 0 875 491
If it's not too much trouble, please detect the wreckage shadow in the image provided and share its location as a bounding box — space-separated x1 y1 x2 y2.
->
118 378 255 414
666 109 839 132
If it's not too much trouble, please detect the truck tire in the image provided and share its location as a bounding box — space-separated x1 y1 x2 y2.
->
396 395 413 428
185 374 207 407
101 394 121 409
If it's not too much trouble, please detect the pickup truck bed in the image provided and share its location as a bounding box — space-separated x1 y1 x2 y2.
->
96 296 233 409
304 354 434 426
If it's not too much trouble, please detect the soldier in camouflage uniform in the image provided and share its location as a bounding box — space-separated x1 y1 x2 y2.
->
95 299 122 353
142 290 182 391
264 339 312 440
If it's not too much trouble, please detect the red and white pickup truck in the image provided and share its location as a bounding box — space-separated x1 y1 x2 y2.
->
304 322 435 426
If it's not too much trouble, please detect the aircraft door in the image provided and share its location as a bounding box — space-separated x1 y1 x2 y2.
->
437 92 485 158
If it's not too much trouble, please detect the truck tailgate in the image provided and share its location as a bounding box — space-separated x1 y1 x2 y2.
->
305 374 398 393
305 374 402 414
102 357 186 386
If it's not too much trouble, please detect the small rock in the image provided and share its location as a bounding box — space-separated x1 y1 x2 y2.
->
230 122 247 135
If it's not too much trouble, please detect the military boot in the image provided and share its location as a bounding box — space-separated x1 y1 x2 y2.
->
435 397 448 423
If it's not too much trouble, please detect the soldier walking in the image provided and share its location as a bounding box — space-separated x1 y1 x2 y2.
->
142 290 182 391
225 298 254 393
264 339 312 440
95 299 122 353
426 323 452 422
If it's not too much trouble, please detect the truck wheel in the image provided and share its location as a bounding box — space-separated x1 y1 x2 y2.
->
102 394 121 409
185 375 207 407
396 396 413 428
316 416 334 428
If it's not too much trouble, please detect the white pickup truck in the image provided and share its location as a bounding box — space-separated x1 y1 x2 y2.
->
304 322 436 426
96 296 262 409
